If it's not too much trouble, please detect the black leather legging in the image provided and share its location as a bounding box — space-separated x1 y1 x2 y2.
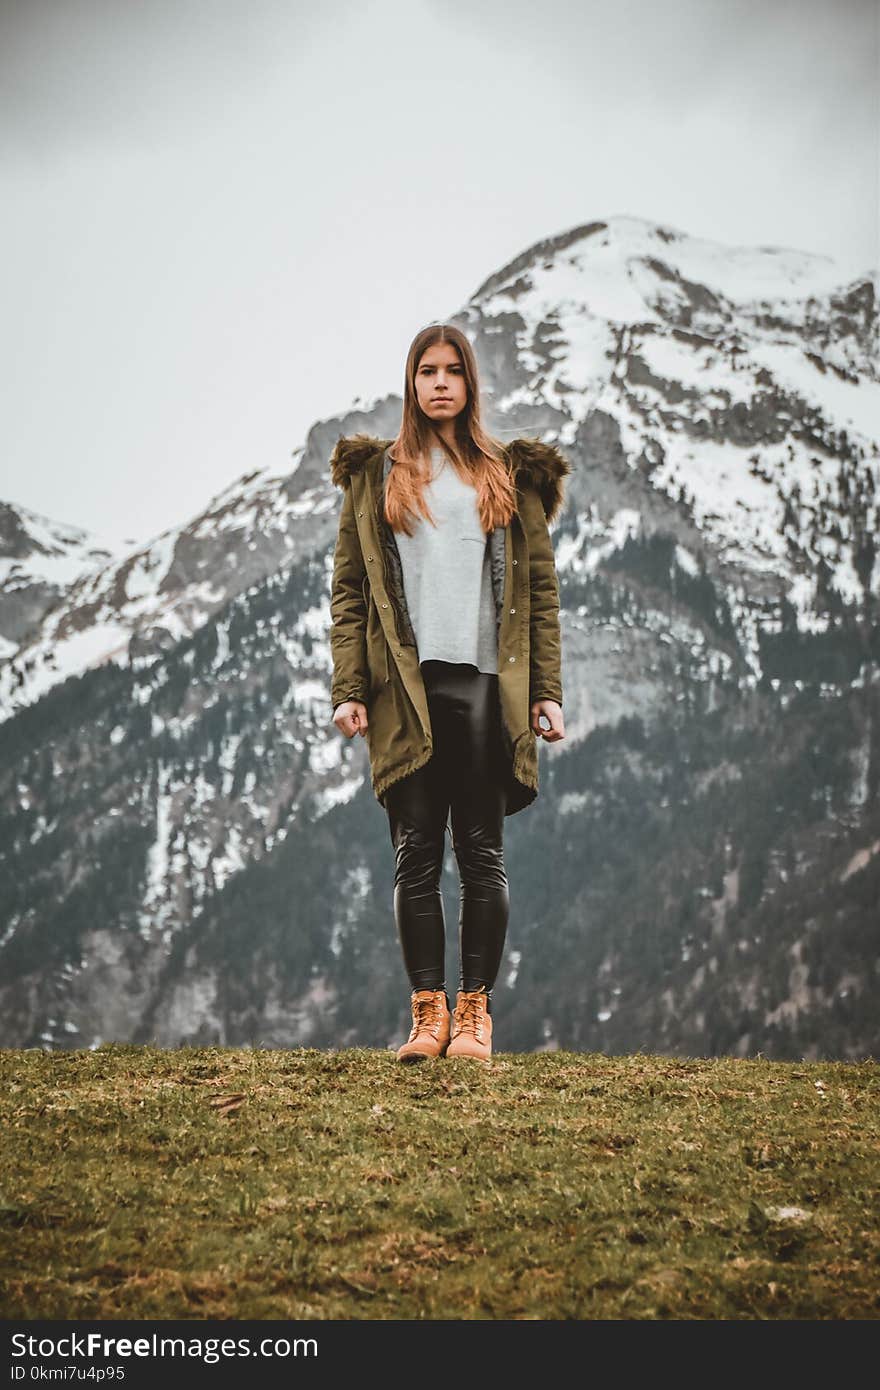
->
385 659 510 996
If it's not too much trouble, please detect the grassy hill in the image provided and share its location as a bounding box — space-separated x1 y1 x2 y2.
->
1 1045 877 1319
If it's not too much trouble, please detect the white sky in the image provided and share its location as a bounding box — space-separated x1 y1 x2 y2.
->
1 0 877 547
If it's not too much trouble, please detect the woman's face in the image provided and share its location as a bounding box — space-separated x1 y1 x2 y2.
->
413 343 468 426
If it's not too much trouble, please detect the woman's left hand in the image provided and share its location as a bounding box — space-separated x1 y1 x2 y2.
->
530 699 565 742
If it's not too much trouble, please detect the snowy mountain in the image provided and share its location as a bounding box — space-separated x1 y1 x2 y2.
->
4 217 876 722
0 397 403 720
1 214 877 1058
465 215 878 626
0 501 119 660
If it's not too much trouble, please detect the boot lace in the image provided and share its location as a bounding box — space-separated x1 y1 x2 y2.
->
453 991 487 1040
410 991 445 1039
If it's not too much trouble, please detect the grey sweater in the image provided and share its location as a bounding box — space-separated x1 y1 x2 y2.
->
394 447 498 675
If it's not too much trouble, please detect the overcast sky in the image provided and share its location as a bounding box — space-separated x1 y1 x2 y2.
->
1 0 876 547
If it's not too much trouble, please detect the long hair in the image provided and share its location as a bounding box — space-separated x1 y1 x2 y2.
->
385 323 517 536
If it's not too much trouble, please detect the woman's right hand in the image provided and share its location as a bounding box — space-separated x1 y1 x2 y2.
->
333 700 369 738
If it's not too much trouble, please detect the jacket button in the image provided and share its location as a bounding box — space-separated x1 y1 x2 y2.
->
381 602 388 608
508 656 516 663
510 607 516 614
367 555 373 561
513 558 518 565
358 511 363 517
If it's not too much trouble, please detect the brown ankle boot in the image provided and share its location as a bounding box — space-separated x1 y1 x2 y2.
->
446 986 493 1060
396 988 451 1063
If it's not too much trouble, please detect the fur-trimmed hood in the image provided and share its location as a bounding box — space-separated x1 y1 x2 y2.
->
329 433 572 523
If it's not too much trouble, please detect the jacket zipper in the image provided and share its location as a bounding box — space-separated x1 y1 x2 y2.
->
362 572 390 684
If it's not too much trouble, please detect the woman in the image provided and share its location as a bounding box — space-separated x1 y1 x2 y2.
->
329 323 570 1063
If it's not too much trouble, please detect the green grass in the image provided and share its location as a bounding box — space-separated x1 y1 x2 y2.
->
1 1046 878 1319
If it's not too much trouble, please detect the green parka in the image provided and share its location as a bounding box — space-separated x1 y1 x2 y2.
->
329 433 572 816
